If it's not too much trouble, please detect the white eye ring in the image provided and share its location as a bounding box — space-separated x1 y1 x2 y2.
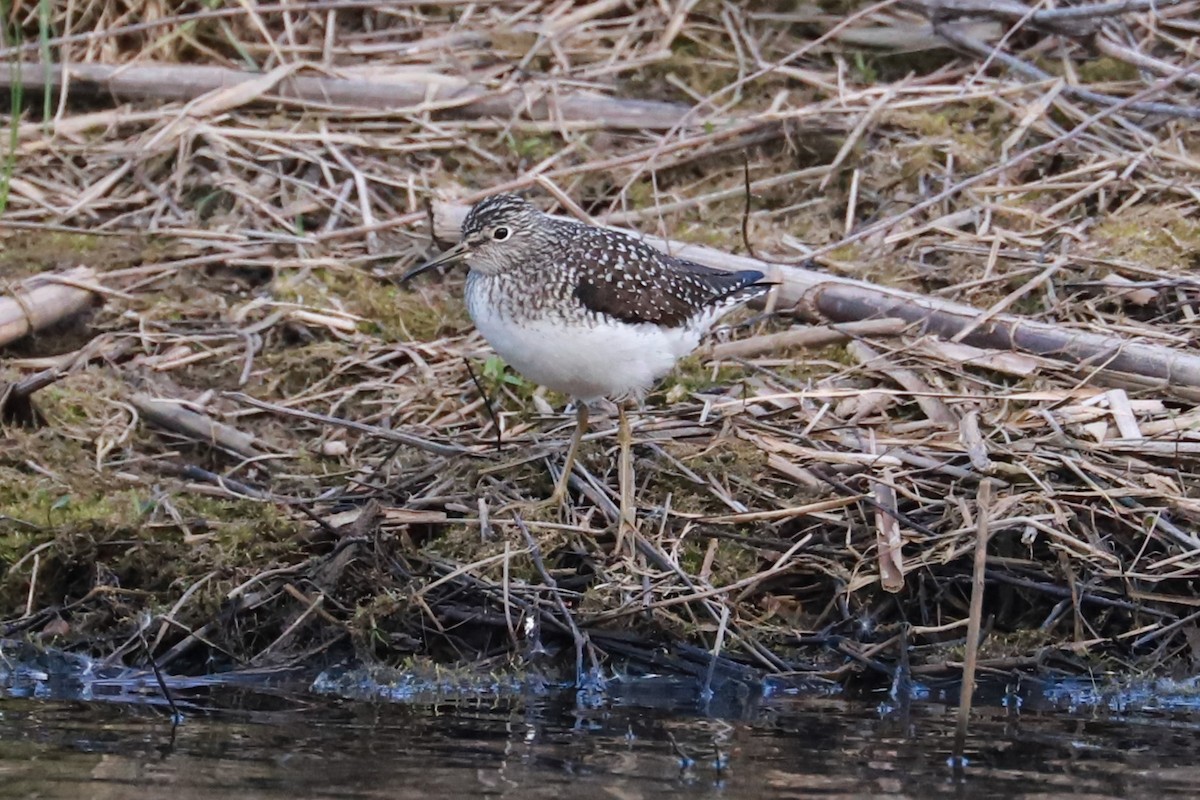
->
493 226 511 241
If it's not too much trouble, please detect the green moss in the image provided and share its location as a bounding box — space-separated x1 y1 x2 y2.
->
0 478 303 635
768 342 856 380
886 106 997 172
1075 57 1140 83
0 363 302 631
291 268 470 342
177 495 300 542
506 133 557 163
623 33 784 105
0 231 149 281
823 243 864 263
682 436 766 478
1092 209 1200 269
888 105 979 138
259 342 344 395
0 484 134 532
681 221 743 252
625 182 655 211
0 464 297 551
32 231 101 253
650 436 769 516
658 355 744 397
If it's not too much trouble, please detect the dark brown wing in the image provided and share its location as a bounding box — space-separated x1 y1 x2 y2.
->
567 227 767 328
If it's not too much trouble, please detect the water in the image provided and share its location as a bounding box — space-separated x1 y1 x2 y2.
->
2 684 1199 798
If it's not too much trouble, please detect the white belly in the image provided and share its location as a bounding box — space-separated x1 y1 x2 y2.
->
470 306 699 401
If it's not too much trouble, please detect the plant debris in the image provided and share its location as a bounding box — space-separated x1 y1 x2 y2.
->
1 1 1199 691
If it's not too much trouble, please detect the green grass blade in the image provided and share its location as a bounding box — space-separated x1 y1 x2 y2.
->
38 0 51 128
0 0 22 217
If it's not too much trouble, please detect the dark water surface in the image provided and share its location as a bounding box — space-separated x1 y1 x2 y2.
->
2 682 1199 799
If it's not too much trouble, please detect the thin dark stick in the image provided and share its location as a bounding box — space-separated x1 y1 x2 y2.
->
700 603 730 706
172 464 271 500
740 159 761 261
463 358 503 451
892 624 913 722
140 628 183 724
225 391 472 457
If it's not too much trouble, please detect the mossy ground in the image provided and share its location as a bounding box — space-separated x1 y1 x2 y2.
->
5 186 1194 679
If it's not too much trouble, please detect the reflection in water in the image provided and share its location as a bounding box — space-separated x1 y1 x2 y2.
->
0 689 1198 799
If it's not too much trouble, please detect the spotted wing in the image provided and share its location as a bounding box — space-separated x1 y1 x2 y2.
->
568 227 768 328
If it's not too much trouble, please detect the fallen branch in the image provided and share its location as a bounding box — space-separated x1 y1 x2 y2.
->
1095 33 1200 91
705 318 908 360
0 266 99 348
930 21 1200 120
429 201 1200 395
132 394 270 462
0 61 694 131
808 283 1200 397
903 0 1190 36
0 364 71 427
224 391 476 458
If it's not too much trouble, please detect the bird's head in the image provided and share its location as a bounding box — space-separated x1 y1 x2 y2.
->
403 193 546 280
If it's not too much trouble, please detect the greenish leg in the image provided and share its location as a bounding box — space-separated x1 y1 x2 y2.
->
500 404 586 517
548 403 588 506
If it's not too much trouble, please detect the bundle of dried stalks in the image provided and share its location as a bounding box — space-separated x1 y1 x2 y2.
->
1 0 1198 689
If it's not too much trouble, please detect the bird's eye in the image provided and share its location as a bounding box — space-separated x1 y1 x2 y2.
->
493 227 511 241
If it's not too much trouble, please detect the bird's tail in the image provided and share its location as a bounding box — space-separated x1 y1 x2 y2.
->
714 269 773 308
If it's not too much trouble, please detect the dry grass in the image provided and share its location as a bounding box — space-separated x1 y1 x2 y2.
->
1 0 1199 688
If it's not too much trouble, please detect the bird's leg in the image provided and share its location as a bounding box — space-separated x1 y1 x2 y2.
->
616 401 637 552
497 404 587 517
548 403 588 506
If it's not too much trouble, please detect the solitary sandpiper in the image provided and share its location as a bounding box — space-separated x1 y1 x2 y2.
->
404 193 770 529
